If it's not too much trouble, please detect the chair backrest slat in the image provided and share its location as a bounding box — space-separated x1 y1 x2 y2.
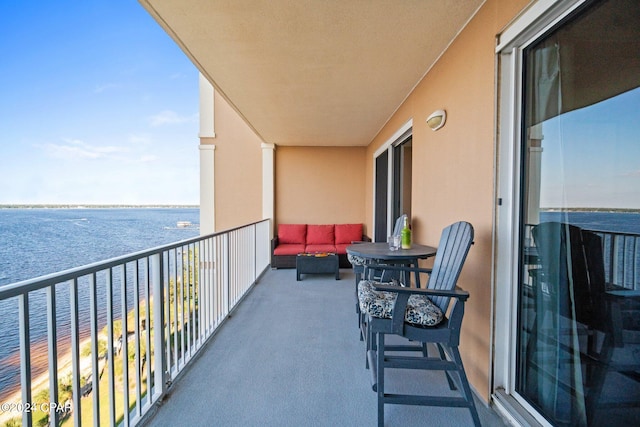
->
531 221 607 328
428 221 474 312
393 214 408 237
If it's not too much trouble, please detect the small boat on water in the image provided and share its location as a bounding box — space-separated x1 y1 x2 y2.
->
176 221 192 228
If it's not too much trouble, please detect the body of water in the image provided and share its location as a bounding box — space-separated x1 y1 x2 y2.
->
540 210 640 235
0 207 199 400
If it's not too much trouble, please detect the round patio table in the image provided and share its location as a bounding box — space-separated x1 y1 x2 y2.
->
346 242 436 262
346 242 437 287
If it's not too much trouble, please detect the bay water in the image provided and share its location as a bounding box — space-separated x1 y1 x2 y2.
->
0 207 199 401
539 210 640 234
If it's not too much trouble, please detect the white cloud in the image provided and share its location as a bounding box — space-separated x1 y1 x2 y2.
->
149 110 197 127
41 138 129 160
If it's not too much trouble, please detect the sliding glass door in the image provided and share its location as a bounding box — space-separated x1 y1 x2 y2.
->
374 150 389 242
393 137 412 224
515 1 640 425
374 133 412 242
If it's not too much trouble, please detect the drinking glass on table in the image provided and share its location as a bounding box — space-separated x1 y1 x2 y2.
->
388 235 400 251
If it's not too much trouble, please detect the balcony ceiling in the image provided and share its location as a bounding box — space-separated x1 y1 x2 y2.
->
140 0 484 146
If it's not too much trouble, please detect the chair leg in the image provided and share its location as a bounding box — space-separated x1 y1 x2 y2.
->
377 332 385 427
365 319 375 369
450 346 481 427
354 265 361 307
437 343 457 390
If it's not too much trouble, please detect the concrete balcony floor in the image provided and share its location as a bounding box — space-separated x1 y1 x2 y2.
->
142 268 507 427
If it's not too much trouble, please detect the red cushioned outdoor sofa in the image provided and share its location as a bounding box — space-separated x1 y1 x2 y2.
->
271 223 370 269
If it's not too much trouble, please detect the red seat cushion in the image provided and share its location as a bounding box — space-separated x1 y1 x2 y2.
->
335 223 363 244
334 243 351 255
278 224 307 244
306 224 335 245
273 244 306 256
305 244 337 254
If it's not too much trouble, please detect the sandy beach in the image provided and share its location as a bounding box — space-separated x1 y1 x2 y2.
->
0 334 96 424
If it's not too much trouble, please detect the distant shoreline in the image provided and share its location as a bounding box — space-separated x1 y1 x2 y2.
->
0 204 199 209
2 205 636 212
541 207 640 213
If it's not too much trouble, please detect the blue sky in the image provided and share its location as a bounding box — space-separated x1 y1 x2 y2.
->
539 87 640 209
0 1 199 205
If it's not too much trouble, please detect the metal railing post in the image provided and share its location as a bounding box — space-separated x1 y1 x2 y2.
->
151 253 167 399
70 278 82 426
18 293 32 427
46 285 60 427
120 266 130 427
224 233 230 317
89 273 101 426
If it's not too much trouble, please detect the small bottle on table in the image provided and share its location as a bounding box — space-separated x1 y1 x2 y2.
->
401 216 412 249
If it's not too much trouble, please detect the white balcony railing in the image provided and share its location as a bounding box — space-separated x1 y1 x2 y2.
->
594 230 640 289
0 219 270 426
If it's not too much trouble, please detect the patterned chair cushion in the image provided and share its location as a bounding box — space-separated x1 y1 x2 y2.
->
347 253 369 266
357 280 444 327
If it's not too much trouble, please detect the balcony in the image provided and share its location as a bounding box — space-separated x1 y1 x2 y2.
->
0 220 505 427
140 267 505 427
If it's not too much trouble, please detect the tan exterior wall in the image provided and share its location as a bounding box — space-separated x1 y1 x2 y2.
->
213 92 263 232
364 0 529 402
275 146 367 232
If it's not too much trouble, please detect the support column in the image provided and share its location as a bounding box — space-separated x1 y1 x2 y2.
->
261 143 276 238
199 73 215 138
199 73 216 235
199 144 215 235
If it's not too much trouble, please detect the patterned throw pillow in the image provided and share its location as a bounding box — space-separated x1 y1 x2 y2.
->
357 280 444 327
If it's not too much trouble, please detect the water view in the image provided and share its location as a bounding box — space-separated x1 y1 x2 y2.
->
0 207 199 407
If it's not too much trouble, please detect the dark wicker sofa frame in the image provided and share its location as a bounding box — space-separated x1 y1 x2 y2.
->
270 234 370 269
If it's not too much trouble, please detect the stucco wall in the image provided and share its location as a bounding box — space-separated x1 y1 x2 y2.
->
275 146 367 231
213 92 263 232
364 0 529 401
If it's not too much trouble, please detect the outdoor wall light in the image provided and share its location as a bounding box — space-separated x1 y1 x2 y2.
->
426 109 446 131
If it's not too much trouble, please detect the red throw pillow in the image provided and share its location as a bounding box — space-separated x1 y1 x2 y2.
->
335 224 363 244
306 224 335 245
278 224 307 244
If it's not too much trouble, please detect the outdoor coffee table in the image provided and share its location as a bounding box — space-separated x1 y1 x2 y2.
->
296 253 339 281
